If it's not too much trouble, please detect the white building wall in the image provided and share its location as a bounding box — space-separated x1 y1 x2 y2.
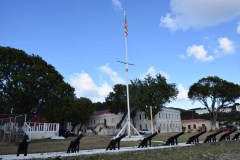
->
195 109 209 115
222 108 232 113
134 108 182 133
236 105 240 112
82 107 182 135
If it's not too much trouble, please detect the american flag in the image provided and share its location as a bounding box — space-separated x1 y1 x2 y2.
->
124 15 128 36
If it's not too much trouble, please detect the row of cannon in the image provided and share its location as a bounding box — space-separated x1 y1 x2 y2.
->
17 129 240 156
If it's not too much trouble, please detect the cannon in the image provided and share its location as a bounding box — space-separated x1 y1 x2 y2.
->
203 130 223 143
17 134 29 156
165 132 184 146
138 132 158 148
186 130 206 144
231 132 240 140
106 134 126 150
218 129 237 141
67 134 83 153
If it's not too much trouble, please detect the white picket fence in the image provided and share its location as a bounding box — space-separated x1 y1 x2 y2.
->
25 122 59 140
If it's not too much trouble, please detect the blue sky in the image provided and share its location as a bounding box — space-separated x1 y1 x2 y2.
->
1 0 240 110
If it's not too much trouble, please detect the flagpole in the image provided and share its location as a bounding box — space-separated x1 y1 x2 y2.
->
114 9 143 140
124 9 131 138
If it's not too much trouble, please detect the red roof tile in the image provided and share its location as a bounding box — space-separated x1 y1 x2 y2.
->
182 119 210 123
93 110 111 116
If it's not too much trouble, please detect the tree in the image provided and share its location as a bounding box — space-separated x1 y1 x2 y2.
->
105 84 128 129
0 46 75 121
66 97 94 132
188 76 240 130
131 74 178 119
92 102 109 111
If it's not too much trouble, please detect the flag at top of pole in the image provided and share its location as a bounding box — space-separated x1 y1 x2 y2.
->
124 9 128 36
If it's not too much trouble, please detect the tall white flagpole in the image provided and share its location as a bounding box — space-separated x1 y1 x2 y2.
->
115 9 143 140
124 9 131 138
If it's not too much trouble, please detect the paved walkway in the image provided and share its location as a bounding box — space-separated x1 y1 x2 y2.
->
0 143 193 160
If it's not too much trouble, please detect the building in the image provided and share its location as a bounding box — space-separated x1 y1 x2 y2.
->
236 105 240 112
195 107 232 115
195 109 209 115
220 107 232 113
182 119 219 132
78 107 182 135
135 107 182 133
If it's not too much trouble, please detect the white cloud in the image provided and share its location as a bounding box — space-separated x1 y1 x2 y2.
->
69 72 113 102
218 37 235 53
177 84 188 100
178 54 186 59
112 0 122 11
160 0 240 31
237 22 240 34
69 64 125 102
139 66 170 80
98 63 125 84
187 45 214 62
214 37 235 57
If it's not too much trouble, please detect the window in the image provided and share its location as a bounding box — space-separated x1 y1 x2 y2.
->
145 124 148 129
159 113 160 119
139 114 141 120
145 114 147 119
188 125 191 129
193 124 196 129
140 125 142 130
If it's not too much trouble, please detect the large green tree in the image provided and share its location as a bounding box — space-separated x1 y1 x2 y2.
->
92 102 109 111
131 74 178 118
105 84 128 129
66 97 94 132
0 46 75 121
188 76 240 130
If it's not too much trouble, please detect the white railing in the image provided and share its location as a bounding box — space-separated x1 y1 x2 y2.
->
25 122 59 132
24 122 32 140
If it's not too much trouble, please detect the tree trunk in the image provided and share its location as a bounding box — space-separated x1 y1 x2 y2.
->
211 113 217 131
71 124 76 133
60 119 65 130
78 123 83 133
116 112 127 129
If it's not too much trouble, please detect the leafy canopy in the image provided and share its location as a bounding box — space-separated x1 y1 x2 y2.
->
188 76 240 129
0 46 75 121
131 74 178 118
188 76 240 112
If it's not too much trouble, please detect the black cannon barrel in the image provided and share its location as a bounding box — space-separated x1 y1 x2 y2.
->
106 134 126 150
212 130 223 136
232 132 240 140
203 130 223 143
186 131 206 144
173 131 184 138
138 132 158 148
195 130 206 137
116 134 126 140
219 129 237 141
147 132 158 139
165 132 184 146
